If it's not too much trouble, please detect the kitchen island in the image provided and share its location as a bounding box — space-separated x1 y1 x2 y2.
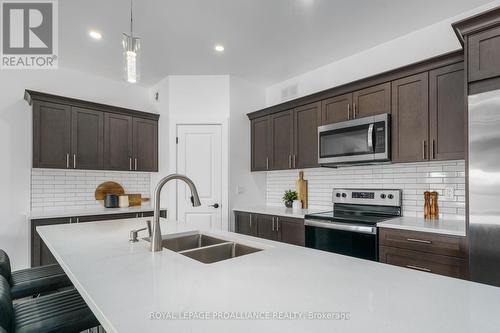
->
38 218 500 333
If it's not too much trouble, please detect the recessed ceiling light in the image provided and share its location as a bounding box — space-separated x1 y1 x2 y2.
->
215 44 225 52
89 30 102 40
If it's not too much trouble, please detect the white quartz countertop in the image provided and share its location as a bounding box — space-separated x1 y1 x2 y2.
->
377 216 466 237
233 205 319 219
29 205 164 219
37 218 500 333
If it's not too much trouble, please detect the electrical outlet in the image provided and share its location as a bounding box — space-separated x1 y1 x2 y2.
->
236 185 245 194
445 187 455 200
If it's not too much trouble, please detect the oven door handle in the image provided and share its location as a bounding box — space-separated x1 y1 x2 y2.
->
305 219 377 235
367 123 374 152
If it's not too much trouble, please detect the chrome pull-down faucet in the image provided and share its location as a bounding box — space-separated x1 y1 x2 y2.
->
150 174 201 252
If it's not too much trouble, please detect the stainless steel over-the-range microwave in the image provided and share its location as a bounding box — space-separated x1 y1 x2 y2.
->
318 113 390 166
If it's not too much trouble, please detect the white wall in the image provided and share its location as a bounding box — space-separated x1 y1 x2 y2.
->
0 68 152 269
266 1 500 106
150 76 231 226
229 77 267 230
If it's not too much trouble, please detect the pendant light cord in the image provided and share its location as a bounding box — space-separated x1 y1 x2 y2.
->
130 0 133 35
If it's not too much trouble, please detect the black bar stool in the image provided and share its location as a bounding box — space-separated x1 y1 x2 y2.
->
0 250 72 299
0 275 99 333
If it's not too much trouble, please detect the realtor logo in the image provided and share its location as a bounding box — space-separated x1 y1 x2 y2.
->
1 0 58 69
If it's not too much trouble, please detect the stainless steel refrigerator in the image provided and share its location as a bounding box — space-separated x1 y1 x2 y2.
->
469 89 500 287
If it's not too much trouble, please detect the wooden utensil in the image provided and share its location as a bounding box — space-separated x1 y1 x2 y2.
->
127 194 142 207
296 171 308 209
94 181 125 201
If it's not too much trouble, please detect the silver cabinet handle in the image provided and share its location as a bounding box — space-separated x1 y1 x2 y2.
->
432 139 436 160
353 103 357 118
129 158 132 170
73 154 76 169
266 157 269 170
276 217 279 231
288 155 292 168
347 103 350 120
272 217 275 231
293 155 296 168
422 141 426 160
406 265 431 272
76 218 79 223
66 153 70 168
135 158 138 171
249 214 252 228
406 238 432 244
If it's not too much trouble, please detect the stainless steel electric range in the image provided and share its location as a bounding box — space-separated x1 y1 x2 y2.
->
304 189 402 261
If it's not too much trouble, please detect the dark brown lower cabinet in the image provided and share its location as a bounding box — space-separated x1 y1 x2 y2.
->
379 246 467 279
234 211 257 236
234 212 304 247
31 210 166 267
379 227 467 279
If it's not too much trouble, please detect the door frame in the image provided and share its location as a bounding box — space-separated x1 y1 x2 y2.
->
167 115 229 232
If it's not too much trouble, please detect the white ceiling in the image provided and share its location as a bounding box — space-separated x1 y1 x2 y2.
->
59 0 492 87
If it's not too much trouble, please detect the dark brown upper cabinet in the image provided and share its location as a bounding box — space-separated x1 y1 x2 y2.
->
468 26 500 83
133 118 158 172
251 116 271 171
294 102 321 169
104 113 133 171
352 82 391 118
391 72 430 163
33 101 72 169
453 7 500 91
71 107 104 170
270 110 294 170
429 63 465 161
26 90 159 172
321 93 351 125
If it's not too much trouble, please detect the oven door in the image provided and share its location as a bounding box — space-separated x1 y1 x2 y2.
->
318 114 389 165
305 219 378 261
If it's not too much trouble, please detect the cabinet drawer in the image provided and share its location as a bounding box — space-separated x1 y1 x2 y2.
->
379 246 467 279
379 228 466 258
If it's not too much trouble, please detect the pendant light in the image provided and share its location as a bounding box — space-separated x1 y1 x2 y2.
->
122 0 140 83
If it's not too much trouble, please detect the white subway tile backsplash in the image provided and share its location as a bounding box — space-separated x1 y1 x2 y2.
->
266 160 465 218
31 169 151 213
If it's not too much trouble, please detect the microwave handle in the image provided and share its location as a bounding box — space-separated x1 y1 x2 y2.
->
367 124 374 152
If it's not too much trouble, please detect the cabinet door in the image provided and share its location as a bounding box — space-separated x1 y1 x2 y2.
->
270 110 294 170
257 215 278 241
429 63 465 161
352 82 391 118
71 107 104 170
33 101 71 169
294 102 321 169
468 26 500 82
321 93 352 125
133 118 158 172
235 212 257 236
277 217 304 246
31 218 70 267
391 72 429 163
251 117 271 171
104 113 133 171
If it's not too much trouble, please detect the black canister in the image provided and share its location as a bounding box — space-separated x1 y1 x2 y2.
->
104 194 119 208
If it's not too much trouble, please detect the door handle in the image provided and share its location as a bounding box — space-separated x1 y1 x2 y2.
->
347 104 350 120
272 217 275 231
288 155 292 169
129 158 132 170
73 154 76 169
66 153 70 168
367 124 374 152
209 203 220 209
353 103 357 118
134 158 138 171
276 217 279 231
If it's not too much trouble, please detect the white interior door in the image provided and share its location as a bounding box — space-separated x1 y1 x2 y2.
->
177 124 222 231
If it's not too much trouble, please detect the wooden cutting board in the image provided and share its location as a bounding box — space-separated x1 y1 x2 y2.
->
296 171 308 209
127 194 142 207
94 181 125 201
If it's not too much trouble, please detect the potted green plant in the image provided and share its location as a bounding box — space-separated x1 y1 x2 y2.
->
282 190 298 208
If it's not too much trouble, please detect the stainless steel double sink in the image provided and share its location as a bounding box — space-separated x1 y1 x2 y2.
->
147 232 262 264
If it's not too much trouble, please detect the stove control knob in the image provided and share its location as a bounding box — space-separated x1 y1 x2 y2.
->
380 194 386 199
388 194 394 200
336 193 341 198
342 193 347 198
